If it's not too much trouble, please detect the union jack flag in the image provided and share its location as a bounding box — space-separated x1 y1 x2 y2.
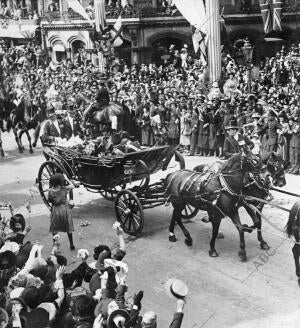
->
272 0 283 31
259 0 272 34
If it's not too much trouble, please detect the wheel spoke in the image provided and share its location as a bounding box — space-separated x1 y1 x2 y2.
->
128 216 132 231
118 198 127 208
116 205 125 213
184 207 188 217
132 214 140 226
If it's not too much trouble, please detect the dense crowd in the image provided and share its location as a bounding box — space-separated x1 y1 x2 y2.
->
0 206 187 328
0 39 300 172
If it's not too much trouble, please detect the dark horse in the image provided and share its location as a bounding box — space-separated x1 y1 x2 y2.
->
0 98 23 157
286 201 300 286
240 152 286 250
0 96 43 156
164 151 261 261
193 152 287 250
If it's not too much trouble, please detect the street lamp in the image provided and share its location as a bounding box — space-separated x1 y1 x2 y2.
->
242 37 254 93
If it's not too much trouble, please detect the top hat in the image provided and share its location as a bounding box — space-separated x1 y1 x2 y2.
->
225 120 239 130
165 278 188 299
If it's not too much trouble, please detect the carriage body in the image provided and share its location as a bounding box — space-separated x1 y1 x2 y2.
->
37 144 186 236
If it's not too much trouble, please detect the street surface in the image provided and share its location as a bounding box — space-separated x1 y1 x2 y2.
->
1 133 300 328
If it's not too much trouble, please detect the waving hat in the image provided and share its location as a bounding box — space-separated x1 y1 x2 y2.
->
165 278 188 299
107 309 131 328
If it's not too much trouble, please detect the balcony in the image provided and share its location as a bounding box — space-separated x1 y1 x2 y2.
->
222 0 300 15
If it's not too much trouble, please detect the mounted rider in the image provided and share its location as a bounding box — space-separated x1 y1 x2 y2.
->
83 86 111 139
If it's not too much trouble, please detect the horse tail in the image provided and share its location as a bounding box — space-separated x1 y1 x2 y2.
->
286 201 300 238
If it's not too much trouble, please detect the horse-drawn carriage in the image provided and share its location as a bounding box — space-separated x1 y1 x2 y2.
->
36 143 189 236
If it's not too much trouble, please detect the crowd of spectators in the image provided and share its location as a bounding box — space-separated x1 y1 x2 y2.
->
0 39 300 172
0 209 187 328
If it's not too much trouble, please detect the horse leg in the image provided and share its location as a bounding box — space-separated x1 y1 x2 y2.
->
169 204 179 242
245 204 269 250
25 129 33 153
208 213 221 257
14 128 23 153
176 213 193 246
33 123 41 147
292 240 300 286
0 131 4 157
230 212 247 262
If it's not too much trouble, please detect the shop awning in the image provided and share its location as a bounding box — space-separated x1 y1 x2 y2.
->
0 25 37 39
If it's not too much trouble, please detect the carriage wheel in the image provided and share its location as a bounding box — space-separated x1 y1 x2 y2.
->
37 161 73 209
100 183 126 201
181 204 199 222
115 190 144 236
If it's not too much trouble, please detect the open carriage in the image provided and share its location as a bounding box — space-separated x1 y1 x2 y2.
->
36 144 196 236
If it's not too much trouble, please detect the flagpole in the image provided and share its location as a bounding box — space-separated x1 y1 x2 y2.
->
94 0 106 73
206 0 221 82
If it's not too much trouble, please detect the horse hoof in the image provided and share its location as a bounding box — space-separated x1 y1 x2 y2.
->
260 242 270 250
169 235 177 243
19 148 23 153
185 238 193 247
32 143 37 148
29 149 34 154
217 232 224 239
298 279 300 288
239 252 247 262
209 250 219 257
0 151 4 157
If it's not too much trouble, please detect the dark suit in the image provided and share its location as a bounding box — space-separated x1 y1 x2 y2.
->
290 122 300 172
41 119 62 143
223 133 254 159
263 118 282 152
62 117 82 139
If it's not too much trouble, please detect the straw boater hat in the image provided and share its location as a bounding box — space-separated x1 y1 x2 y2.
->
165 278 189 299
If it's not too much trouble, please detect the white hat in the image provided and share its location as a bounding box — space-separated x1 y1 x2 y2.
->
0 241 20 254
165 278 188 299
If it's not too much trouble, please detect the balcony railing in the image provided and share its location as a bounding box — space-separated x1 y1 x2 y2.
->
222 0 300 15
41 0 300 24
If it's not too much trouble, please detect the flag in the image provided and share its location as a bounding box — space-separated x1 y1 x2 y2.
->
192 29 207 65
259 0 272 33
173 0 207 63
95 0 106 33
272 0 283 31
110 16 123 47
67 0 92 22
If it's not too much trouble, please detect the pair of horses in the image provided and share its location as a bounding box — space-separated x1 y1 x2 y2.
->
164 151 298 271
0 96 42 157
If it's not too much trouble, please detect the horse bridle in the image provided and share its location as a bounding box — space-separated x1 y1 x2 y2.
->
266 158 285 180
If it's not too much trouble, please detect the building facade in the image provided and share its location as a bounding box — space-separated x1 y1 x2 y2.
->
0 0 299 64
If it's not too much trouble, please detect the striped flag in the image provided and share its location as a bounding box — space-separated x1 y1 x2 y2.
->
272 0 283 31
259 0 272 34
110 16 123 47
192 29 207 65
95 0 106 33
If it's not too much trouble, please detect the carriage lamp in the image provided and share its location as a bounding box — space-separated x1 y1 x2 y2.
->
242 38 254 93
